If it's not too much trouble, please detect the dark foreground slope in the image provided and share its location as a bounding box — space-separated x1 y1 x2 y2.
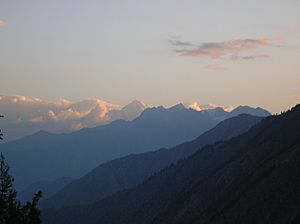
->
42 105 300 224
42 114 262 208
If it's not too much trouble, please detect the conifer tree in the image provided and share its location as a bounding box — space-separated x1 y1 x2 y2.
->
0 153 19 224
0 153 43 224
0 114 42 223
0 115 3 140
21 191 42 224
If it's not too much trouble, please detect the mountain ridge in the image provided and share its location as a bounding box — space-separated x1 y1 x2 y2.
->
41 114 263 208
41 105 300 224
0 105 270 190
0 95 150 141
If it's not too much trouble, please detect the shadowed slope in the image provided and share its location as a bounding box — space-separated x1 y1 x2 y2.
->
42 105 299 224
42 114 262 208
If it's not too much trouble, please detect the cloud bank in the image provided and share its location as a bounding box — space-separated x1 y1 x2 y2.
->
171 38 275 60
0 96 150 141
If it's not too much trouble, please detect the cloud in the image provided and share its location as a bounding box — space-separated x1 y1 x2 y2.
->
202 64 226 70
231 54 270 60
0 19 6 27
169 39 194 46
0 95 150 141
171 38 276 59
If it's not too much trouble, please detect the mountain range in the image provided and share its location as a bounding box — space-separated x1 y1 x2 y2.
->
0 95 150 141
42 104 300 224
41 114 263 208
0 104 270 190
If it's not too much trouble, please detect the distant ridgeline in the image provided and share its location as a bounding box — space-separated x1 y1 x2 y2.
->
41 104 300 224
41 114 263 208
0 105 270 192
0 96 151 142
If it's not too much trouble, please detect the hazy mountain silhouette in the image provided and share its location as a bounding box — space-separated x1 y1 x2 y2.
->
0 105 270 190
230 105 270 117
41 114 262 208
42 105 299 224
18 177 73 203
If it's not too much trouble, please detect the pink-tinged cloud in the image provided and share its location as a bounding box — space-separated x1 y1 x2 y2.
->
171 38 276 59
202 64 226 70
0 19 6 27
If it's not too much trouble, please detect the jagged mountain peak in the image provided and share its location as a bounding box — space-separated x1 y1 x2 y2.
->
168 103 186 111
122 99 151 110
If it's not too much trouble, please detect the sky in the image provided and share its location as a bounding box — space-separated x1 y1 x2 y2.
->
0 0 300 113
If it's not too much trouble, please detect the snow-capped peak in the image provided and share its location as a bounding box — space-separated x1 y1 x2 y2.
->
183 101 234 112
109 100 151 121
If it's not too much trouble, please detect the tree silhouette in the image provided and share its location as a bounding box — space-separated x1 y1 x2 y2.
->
0 115 42 224
0 153 20 223
0 115 3 140
0 153 43 224
21 190 42 224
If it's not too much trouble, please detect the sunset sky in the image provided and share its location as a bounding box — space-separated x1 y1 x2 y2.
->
1 0 300 113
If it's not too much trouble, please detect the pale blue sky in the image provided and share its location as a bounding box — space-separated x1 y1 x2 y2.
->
1 0 300 112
